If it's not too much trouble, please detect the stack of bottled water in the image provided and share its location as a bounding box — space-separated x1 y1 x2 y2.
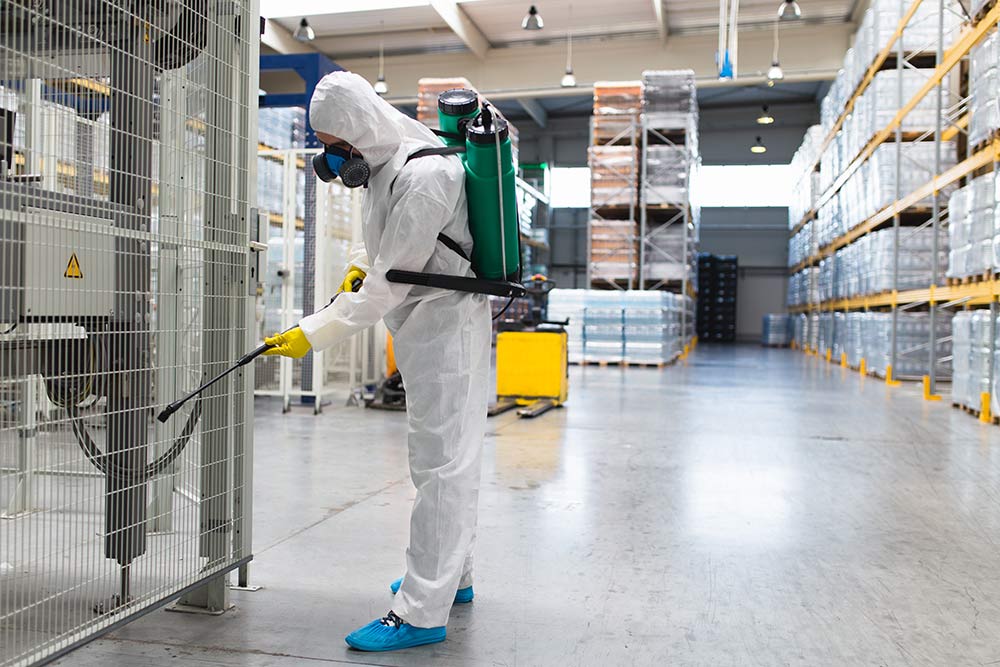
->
947 173 999 278
761 314 792 346
547 289 688 364
547 289 586 363
952 311 993 410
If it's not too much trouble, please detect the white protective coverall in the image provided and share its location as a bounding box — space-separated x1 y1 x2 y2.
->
299 72 491 629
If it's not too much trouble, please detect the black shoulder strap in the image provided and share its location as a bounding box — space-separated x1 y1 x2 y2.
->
390 145 466 194
406 146 466 163
436 232 469 261
393 147 471 263
432 128 465 142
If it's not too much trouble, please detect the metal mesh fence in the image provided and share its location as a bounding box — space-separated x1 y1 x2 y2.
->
253 147 360 410
0 1 258 665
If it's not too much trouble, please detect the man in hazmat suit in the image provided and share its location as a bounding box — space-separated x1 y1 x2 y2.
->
263 71 491 652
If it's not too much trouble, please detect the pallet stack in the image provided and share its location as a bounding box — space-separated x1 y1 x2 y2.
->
761 314 793 347
697 254 738 342
587 74 699 291
588 81 642 286
640 70 699 289
547 289 689 365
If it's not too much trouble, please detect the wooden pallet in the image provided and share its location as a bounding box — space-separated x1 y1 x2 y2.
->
969 129 1000 161
961 404 982 418
974 0 998 26
951 271 997 286
574 359 670 369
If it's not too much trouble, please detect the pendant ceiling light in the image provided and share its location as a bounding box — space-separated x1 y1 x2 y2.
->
768 20 784 83
757 105 775 125
561 4 576 87
751 136 768 154
374 25 388 96
778 0 802 20
522 5 543 30
293 17 315 42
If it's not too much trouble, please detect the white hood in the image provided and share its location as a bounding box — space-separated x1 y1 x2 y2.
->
308 71 442 174
299 68 479 354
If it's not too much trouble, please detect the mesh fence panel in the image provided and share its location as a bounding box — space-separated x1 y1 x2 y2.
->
0 2 258 664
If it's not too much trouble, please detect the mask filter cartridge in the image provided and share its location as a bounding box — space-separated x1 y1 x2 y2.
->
312 144 370 188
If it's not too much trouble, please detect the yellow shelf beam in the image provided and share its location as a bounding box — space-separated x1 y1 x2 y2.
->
941 113 969 142
790 279 1000 314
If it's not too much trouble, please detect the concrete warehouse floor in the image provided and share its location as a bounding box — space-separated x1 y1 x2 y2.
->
60 345 1000 666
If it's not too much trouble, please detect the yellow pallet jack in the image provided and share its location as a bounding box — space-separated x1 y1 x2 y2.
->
489 276 569 419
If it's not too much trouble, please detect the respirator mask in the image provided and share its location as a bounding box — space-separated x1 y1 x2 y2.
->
312 144 371 188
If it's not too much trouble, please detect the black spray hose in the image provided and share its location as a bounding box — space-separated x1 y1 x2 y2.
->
68 399 202 483
44 331 206 483
156 341 272 423
159 295 351 423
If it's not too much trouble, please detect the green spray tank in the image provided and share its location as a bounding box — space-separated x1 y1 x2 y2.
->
384 89 525 299
437 89 520 282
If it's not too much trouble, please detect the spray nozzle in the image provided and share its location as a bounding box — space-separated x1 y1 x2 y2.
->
481 103 494 133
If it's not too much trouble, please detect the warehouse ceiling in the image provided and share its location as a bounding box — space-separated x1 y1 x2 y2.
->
262 0 860 60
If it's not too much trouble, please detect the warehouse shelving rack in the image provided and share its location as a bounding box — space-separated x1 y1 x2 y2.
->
638 119 696 290
789 0 1000 413
587 115 640 290
638 114 699 349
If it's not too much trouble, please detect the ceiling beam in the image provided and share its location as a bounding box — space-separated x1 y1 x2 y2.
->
262 18 319 54
652 0 669 42
848 0 871 26
516 97 548 128
429 0 491 59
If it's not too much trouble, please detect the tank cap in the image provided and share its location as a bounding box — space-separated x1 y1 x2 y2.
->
467 115 509 145
438 88 479 117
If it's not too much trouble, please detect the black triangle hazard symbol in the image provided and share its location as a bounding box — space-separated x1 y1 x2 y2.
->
64 253 83 279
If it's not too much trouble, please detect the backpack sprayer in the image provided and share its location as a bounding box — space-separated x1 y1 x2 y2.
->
385 89 525 299
159 90 525 422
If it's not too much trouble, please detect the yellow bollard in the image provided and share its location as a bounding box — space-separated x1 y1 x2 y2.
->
922 375 942 401
980 392 993 423
825 348 832 363
840 352 847 368
885 364 901 387
859 358 867 376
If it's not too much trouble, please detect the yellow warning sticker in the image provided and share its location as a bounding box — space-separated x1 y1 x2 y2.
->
64 253 83 279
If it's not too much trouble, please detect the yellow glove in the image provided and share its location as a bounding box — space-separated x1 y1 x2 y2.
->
264 326 312 358
339 266 366 293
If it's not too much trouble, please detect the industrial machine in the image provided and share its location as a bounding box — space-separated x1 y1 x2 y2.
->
1 2 258 665
492 276 569 419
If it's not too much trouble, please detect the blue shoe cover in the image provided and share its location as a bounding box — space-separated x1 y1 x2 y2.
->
390 577 474 603
344 611 446 652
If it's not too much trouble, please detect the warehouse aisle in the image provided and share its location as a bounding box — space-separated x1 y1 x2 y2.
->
62 345 1000 666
